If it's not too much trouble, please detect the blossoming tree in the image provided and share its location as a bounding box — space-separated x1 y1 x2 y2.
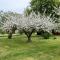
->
2 12 56 42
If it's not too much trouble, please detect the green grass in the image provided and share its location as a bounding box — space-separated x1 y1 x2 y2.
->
0 34 60 60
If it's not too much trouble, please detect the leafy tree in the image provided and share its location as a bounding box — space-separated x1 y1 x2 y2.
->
24 7 32 16
30 0 58 15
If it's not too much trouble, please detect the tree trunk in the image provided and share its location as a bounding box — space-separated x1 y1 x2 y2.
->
27 35 31 42
24 31 32 42
23 29 34 42
8 33 12 39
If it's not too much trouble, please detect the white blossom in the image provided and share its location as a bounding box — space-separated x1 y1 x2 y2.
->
2 12 56 33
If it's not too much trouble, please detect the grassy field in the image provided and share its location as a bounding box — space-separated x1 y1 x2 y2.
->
0 34 60 60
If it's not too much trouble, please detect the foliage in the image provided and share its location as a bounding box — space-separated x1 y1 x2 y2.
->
37 30 51 39
24 7 32 16
0 29 5 34
30 0 55 14
0 11 21 34
0 11 21 27
25 0 60 22
42 31 51 39
2 12 56 42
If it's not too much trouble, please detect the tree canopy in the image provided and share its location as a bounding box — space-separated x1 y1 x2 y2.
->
30 0 60 15
24 0 60 16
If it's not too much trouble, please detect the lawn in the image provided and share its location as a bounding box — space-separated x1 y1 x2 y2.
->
0 34 60 60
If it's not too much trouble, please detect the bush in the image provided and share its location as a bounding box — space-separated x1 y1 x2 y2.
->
42 31 51 39
37 30 44 35
0 29 5 34
37 30 51 39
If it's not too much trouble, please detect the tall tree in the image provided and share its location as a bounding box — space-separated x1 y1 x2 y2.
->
30 0 58 15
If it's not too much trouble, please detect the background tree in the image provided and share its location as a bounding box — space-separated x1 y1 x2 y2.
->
30 0 60 15
24 7 32 16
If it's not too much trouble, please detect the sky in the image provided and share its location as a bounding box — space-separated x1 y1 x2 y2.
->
0 0 30 14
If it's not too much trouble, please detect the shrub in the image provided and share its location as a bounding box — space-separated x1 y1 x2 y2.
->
42 31 51 39
37 30 51 39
